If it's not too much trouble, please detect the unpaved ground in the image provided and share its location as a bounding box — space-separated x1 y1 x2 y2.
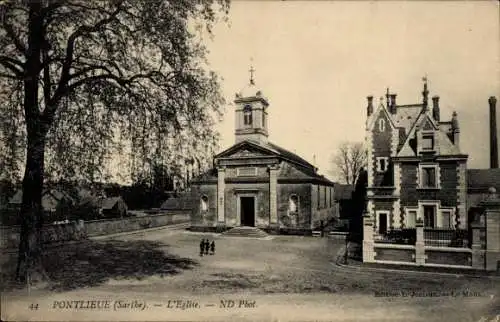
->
2 228 499 321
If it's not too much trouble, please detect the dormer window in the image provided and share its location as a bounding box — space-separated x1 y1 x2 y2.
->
378 119 385 132
422 134 434 150
243 105 252 126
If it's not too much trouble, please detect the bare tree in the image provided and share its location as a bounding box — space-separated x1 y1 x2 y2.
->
0 0 230 283
330 141 367 185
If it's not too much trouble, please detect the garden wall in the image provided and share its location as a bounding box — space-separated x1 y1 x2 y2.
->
0 211 190 249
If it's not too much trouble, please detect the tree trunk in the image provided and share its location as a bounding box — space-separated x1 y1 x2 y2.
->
15 1 47 283
15 130 49 283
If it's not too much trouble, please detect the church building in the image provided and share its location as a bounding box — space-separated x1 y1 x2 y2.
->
190 70 336 234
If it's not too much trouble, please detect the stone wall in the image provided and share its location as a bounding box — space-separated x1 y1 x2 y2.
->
277 183 311 229
190 184 217 227
0 212 190 249
374 245 415 262
363 216 477 269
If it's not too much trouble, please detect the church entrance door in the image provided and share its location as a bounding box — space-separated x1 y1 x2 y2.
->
240 197 255 227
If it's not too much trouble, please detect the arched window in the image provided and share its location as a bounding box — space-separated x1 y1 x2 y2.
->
200 195 209 212
289 195 299 213
378 118 385 132
243 105 252 126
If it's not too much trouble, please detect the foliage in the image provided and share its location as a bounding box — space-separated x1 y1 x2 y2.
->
0 0 230 282
0 0 229 184
330 141 367 185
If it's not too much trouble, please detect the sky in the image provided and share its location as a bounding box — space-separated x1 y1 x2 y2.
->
204 1 500 181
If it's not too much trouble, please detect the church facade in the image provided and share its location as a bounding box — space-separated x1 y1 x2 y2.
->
190 75 336 234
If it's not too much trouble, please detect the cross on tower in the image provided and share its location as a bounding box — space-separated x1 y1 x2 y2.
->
249 65 255 85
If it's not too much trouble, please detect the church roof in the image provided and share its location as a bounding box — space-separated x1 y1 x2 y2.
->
194 140 334 186
265 141 316 171
238 82 263 99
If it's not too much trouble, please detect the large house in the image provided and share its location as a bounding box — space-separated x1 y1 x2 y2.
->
191 73 336 234
365 80 468 237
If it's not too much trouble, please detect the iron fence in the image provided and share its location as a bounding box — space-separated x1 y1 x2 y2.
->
424 229 469 248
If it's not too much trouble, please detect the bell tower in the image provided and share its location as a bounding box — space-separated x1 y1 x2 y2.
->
234 65 269 144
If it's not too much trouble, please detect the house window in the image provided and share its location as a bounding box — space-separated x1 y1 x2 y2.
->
289 195 299 213
200 195 209 212
376 157 389 172
441 210 452 229
423 205 436 228
243 105 252 126
378 119 385 132
422 134 434 150
406 209 417 228
420 164 438 188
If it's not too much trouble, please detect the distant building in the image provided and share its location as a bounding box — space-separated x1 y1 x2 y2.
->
99 196 128 218
191 70 336 234
333 184 355 220
466 96 500 216
8 189 74 219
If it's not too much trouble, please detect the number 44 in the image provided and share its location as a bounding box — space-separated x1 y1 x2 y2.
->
29 303 39 310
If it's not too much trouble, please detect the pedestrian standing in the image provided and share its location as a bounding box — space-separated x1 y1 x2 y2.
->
210 240 215 255
204 239 210 255
199 239 205 257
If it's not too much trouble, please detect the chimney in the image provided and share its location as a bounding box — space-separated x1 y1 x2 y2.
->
422 79 429 111
432 96 440 122
451 111 460 147
389 94 397 114
385 88 390 110
489 96 498 168
367 96 373 116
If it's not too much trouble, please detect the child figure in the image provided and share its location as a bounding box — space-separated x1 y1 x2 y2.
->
204 239 210 255
199 239 205 257
210 240 215 255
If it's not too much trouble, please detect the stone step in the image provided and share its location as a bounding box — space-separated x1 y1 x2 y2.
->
222 226 269 238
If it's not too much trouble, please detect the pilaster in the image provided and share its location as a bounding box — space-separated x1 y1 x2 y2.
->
485 205 500 271
362 215 375 262
415 220 426 265
392 162 402 228
269 164 279 229
471 220 486 270
366 128 374 187
456 161 467 229
217 167 226 227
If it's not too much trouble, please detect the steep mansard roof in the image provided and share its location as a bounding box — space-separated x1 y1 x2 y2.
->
367 98 462 157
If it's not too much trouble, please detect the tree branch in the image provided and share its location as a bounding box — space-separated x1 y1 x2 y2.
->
0 55 24 77
47 2 124 119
